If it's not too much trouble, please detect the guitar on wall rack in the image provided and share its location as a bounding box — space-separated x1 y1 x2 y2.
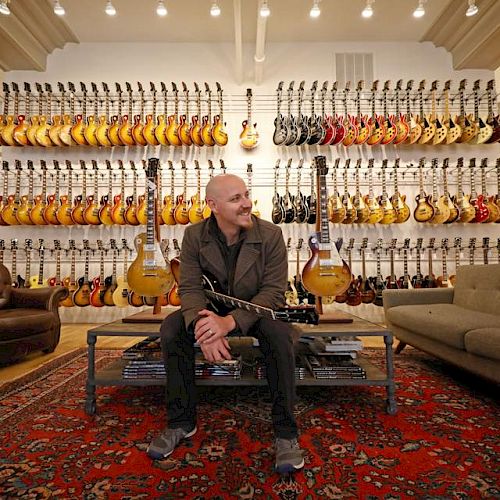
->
90 240 107 308
103 240 119 307
29 239 48 288
485 80 500 143
271 160 285 225
240 88 259 149
302 155 351 299
56 160 75 226
372 239 386 307
480 159 499 223
440 158 459 224
60 240 78 307
273 81 288 146
174 160 189 225
390 159 410 224
113 240 132 308
201 82 215 146
404 79 422 144
16 160 35 225
73 240 92 307
282 159 295 224
359 238 375 303
414 158 434 223
328 158 346 224
455 79 477 144
469 158 489 223
397 239 413 290
442 80 461 145
72 160 88 226
190 82 204 147
127 158 174 298
411 238 425 289
212 82 228 146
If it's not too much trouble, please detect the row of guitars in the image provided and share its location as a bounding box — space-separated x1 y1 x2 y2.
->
272 157 500 225
0 159 261 226
0 237 181 308
0 81 228 148
286 236 499 308
273 79 500 147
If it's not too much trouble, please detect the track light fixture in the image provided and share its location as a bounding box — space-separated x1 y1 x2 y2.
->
105 0 116 16
210 1 221 17
0 0 10 15
362 0 375 18
260 0 270 18
466 0 478 16
413 0 426 18
156 0 167 16
310 0 321 18
53 0 65 16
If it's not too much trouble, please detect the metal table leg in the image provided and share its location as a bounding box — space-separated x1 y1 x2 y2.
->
384 332 397 415
85 332 97 415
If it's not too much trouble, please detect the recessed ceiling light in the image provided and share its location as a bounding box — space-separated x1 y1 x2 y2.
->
413 0 426 18
362 1 374 19
210 1 221 17
310 0 321 18
105 0 116 16
53 0 65 16
260 0 270 18
466 0 478 16
157 0 167 16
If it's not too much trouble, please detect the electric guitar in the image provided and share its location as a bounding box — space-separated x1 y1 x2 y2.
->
448 237 462 287
167 239 181 307
166 82 182 146
118 82 135 146
307 80 326 145
430 80 447 145
359 238 375 303
271 160 285 225
295 81 311 146
380 80 397 145
282 159 295 224
428 158 450 225
453 157 476 223
201 82 215 146
392 79 410 145
29 239 49 288
212 81 228 146
188 160 205 224
273 81 288 146
306 162 317 225
96 82 113 147
190 82 204 147
352 159 369 223
247 163 260 218
178 81 192 146
70 82 88 146
416 80 436 145
413 158 434 223
293 159 308 223
161 160 177 225
103 239 118 306
173 160 189 225
397 238 413 290
366 80 385 146
328 158 346 224
111 160 127 225
13 82 31 146
404 79 422 144
108 82 124 146
16 160 35 225
143 81 159 146
30 160 48 225
125 161 140 226
320 80 335 145
411 238 425 289
372 239 386 307
56 160 76 225
441 158 459 224
83 82 99 146
345 239 362 307
469 158 489 223
98 160 114 225
48 239 63 288
21 239 33 289
354 80 370 145
455 79 477 144
0 162 9 226
127 157 174 298
471 79 492 144
436 239 452 288
239 88 259 149
443 80 461 144
44 160 62 225
364 159 383 224
385 239 400 290
59 81 77 146
83 160 101 225
284 81 298 146
480 158 499 223
60 240 77 307
73 240 92 307
1 159 21 225
341 160 357 224
302 155 351 298
113 239 132 308
72 160 88 225
390 159 410 224
485 80 500 143
132 82 147 146
423 239 437 289
341 81 358 147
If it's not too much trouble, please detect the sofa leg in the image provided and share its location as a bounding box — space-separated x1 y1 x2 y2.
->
394 341 407 354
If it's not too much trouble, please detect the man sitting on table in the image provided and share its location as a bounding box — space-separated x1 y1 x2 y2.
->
147 173 305 473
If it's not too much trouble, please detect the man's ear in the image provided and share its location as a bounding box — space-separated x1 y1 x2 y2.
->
207 198 217 212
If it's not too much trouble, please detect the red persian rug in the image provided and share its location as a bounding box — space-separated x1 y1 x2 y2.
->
0 347 498 499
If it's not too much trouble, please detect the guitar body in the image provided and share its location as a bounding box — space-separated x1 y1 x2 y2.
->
190 116 205 147
161 196 176 225
406 116 422 144
456 115 477 143
112 276 130 307
71 197 86 225
13 115 29 146
2 197 20 225
83 197 101 225
391 194 410 223
484 196 500 223
43 197 60 225
471 195 490 223
453 195 476 223
84 117 99 146
125 196 140 226
97 199 113 225
328 196 346 224
380 117 397 145
445 117 462 144
136 197 148 225
429 197 451 225
346 279 362 307
239 121 259 149
432 118 448 145
89 277 106 307
445 198 460 224
212 115 229 146
320 117 335 145
330 117 345 145
284 117 298 146
167 283 181 307
373 279 386 307
295 117 311 146
366 116 385 146
359 278 376 304
108 117 124 146
271 195 285 225
143 114 159 146
103 277 116 307
118 116 135 146
132 116 147 146
154 115 169 145
60 277 76 307
30 197 48 225
353 196 370 224
188 197 204 225
96 117 112 147
173 196 189 225
128 291 144 307
364 196 383 224
201 117 215 146
71 115 87 146
111 196 127 225
26 117 40 146
486 115 500 143
73 278 91 307
29 276 48 289
1 116 17 146
473 119 493 145
127 233 174 297
56 198 75 225
273 116 288 146
341 117 358 147
178 115 192 146
413 195 435 223
166 116 182 146
16 196 34 225
59 116 75 146
393 115 410 145
35 117 53 147
378 198 397 225
301 234 352 297
417 118 436 144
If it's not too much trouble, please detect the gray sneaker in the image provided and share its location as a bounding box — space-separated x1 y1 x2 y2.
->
275 437 305 473
147 426 197 459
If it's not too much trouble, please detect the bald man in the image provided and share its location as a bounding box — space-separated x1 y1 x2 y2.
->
147 174 305 473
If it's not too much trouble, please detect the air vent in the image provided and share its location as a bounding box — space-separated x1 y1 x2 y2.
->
334 53 373 87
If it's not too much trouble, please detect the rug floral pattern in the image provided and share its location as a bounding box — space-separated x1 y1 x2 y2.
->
0 348 498 499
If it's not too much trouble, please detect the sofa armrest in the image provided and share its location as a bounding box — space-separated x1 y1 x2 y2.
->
10 286 69 312
382 287 454 312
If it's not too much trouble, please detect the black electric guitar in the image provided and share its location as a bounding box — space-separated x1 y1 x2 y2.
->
271 160 285 224
170 258 318 325
373 239 386 307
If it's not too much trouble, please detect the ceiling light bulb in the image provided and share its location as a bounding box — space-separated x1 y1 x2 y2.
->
413 0 425 18
210 2 221 16
310 1 321 18
260 1 270 17
53 0 65 16
466 0 478 16
0 1 10 15
362 5 373 18
156 0 167 16
105 0 116 16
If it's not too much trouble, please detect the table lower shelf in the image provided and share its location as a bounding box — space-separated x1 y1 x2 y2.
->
91 356 391 387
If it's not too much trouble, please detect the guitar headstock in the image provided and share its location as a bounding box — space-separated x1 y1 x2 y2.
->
480 157 487 169
415 237 423 251
321 80 329 95
125 82 132 93
96 239 104 253
428 237 436 250
137 81 144 93
2 82 9 93
105 159 112 171
403 238 411 250
180 159 186 170
395 79 403 91
0 240 4 252
390 238 398 250
110 239 118 252
35 82 43 94
444 80 451 92
193 82 200 94
54 239 61 252
247 163 253 175
80 82 88 94
458 79 467 92
194 159 200 171
37 238 45 252
297 238 303 251
473 79 481 92
207 159 214 174
454 237 462 250
430 80 439 92
204 82 211 94
216 81 222 93
53 160 61 172
40 159 47 171
23 82 31 93
57 82 64 94
286 237 292 252
11 82 19 93
25 238 33 252
91 82 98 94
91 159 98 171
383 80 391 92
348 238 355 251
418 80 426 92
68 82 76 94
219 159 226 174
441 238 449 251
469 237 476 251
173 238 181 254
442 157 449 170
146 157 159 179
102 82 110 93
10 239 18 251
83 239 91 253
482 237 490 249
313 155 328 177
181 81 188 95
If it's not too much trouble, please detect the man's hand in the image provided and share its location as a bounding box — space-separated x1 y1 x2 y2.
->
200 336 232 363
194 309 236 345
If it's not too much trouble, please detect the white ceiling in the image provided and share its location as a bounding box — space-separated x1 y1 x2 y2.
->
54 0 453 43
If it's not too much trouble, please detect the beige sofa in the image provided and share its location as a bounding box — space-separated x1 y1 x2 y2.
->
383 264 500 384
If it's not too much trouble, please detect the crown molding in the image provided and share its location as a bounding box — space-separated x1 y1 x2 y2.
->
0 0 78 71
422 0 500 70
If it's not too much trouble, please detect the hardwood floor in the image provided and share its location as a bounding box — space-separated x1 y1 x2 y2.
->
0 323 386 383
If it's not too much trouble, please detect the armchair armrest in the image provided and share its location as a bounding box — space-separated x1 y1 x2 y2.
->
383 287 454 312
10 286 69 312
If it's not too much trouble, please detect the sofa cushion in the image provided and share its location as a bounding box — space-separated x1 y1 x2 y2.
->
453 264 500 316
386 304 500 349
464 328 500 362
0 309 55 342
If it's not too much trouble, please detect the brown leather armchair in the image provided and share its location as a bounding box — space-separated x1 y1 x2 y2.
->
0 263 68 365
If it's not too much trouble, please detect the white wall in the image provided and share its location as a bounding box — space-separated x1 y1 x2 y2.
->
2 41 499 324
